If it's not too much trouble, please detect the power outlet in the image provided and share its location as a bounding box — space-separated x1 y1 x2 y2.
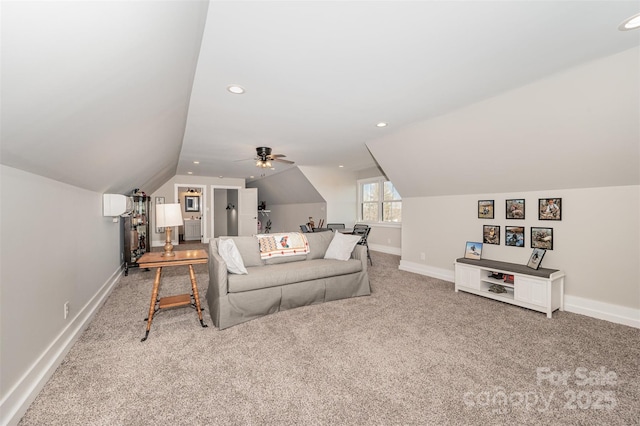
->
420 252 426 261
64 301 69 319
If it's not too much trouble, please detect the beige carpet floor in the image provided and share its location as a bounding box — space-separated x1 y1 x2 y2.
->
18 246 640 425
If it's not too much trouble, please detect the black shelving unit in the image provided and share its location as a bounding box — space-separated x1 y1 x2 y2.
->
123 195 150 275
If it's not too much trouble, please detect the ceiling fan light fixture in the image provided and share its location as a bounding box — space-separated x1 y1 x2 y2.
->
619 12 640 30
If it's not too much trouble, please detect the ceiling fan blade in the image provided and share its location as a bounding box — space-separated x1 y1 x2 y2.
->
270 154 287 158
273 158 295 164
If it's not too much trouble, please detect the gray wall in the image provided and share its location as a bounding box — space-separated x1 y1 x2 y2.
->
400 186 639 312
1 165 122 423
260 202 327 234
247 167 324 205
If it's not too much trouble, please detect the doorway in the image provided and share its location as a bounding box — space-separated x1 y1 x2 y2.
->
212 186 258 237
213 187 239 237
174 184 207 244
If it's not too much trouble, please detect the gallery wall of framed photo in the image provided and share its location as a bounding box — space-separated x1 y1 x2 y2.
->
474 197 562 268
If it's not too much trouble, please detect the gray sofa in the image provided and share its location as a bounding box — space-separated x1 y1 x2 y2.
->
207 231 371 329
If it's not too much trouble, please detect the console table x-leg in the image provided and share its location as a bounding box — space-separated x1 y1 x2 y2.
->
137 249 208 342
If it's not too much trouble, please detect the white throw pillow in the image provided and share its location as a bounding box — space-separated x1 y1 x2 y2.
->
324 231 362 261
218 239 248 274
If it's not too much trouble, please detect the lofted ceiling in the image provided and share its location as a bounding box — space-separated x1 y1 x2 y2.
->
1 1 639 195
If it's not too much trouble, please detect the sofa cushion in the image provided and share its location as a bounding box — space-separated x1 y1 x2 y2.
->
218 238 248 274
264 254 307 265
304 231 335 260
219 237 262 267
227 258 363 293
324 231 362 261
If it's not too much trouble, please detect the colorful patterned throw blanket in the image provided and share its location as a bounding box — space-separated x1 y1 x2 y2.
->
256 232 310 260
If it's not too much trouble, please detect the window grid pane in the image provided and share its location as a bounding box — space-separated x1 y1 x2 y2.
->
362 202 379 222
363 182 380 202
383 201 402 222
383 181 401 201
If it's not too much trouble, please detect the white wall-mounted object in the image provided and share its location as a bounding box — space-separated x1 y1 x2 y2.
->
102 194 133 216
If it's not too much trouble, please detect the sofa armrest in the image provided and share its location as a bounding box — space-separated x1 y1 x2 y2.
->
209 246 229 298
350 244 368 271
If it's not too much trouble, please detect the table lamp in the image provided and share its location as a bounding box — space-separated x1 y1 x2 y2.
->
156 203 183 256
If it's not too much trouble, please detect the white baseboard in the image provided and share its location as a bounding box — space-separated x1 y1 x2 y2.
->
369 244 401 256
0 267 123 426
398 260 454 282
564 295 639 329
398 260 639 329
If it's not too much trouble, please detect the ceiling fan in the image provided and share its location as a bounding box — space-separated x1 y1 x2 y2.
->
253 147 294 168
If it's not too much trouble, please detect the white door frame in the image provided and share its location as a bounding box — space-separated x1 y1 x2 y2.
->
174 183 208 244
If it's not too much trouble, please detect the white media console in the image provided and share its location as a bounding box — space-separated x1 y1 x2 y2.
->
454 258 564 318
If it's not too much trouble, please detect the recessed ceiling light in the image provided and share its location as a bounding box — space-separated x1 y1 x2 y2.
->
376 122 388 128
250 176 255 179
193 161 200 164
187 171 193 175
339 165 344 168
619 12 640 30
227 85 245 94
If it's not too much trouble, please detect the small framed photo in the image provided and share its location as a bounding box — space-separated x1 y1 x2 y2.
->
478 200 494 219
539 198 561 220
464 241 483 260
483 225 500 245
531 227 553 250
527 248 546 270
506 199 525 219
505 226 525 247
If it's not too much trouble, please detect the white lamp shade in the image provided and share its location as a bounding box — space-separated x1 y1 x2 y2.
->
156 203 184 228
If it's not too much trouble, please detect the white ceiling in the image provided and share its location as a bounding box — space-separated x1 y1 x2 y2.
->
2 1 639 194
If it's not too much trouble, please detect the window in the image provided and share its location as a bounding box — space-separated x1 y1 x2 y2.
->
358 177 401 223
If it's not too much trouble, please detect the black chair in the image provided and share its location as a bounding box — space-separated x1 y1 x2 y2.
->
351 224 372 265
326 223 346 231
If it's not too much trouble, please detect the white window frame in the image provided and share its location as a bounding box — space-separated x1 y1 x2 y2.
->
357 177 402 225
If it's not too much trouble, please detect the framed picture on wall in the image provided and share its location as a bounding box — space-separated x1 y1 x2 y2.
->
155 197 165 233
505 226 525 247
483 225 500 245
478 200 494 219
531 227 553 250
185 195 200 212
539 198 562 220
506 199 525 219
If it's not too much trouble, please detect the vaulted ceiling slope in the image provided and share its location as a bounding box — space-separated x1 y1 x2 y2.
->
1 1 639 196
1 0 210 194
247 168 324 206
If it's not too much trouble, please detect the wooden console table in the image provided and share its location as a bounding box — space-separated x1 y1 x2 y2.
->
137 249 208 341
